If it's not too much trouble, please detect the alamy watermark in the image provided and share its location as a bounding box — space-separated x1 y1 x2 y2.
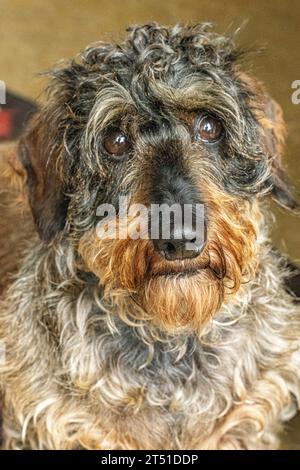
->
291 80 300 104
96 197 205 250
0 80 6 104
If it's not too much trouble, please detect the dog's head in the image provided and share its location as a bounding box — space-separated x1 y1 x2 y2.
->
19 23 297 333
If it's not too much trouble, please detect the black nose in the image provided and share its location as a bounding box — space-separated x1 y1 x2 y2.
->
153 226 206 261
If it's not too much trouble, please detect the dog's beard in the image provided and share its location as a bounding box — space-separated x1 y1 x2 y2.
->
143 270 222 332
78 199 258 334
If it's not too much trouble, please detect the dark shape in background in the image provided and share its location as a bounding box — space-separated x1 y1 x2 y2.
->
0 91 37 141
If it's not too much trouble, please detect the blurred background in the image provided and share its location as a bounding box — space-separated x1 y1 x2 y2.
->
0 0 299 448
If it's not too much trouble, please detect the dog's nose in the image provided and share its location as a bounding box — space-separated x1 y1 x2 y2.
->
153 226 206 261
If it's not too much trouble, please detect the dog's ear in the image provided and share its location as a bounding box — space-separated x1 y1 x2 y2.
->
19 110 69 243
238 72 298 212
259 93 298 212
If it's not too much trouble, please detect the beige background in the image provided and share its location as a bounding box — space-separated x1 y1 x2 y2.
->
0 0 299 446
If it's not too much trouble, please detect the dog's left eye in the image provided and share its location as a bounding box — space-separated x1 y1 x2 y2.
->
103 129 131 157
194 115 224 143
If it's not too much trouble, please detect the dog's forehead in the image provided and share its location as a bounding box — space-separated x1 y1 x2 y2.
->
82 24 240 118
87 69 240 134
80 25 251 146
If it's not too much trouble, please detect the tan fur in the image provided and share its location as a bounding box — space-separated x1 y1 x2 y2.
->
79 183 259 334
0 143 35 292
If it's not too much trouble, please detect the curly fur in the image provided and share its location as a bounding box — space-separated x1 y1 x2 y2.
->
0 23 300 450
1 232 300 449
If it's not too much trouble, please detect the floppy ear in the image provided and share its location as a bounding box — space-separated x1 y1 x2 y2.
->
19 110 69 243
238 72 298 212
260 94 298 211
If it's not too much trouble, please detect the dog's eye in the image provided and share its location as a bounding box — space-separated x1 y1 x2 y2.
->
195 115 223 143
103 130 131 157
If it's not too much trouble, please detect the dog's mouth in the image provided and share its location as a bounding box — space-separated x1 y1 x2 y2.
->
152 266 204 278
150 253 225 279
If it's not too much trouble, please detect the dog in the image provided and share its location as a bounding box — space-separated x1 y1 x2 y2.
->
0 22 300 450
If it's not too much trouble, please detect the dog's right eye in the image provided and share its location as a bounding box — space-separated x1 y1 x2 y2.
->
194 114 224 144
103 129 131 158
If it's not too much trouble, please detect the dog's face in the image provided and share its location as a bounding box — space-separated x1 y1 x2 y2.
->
19 24 297 333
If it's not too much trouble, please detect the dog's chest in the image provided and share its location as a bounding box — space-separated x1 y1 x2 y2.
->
74 325 227 449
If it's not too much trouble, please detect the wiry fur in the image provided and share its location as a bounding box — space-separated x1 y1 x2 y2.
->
0 23 300 450
1 232 300 449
